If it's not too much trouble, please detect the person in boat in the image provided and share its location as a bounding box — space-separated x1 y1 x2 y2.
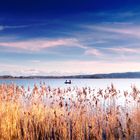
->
65 80 71 84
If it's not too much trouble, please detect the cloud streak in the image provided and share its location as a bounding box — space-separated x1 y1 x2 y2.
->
109 47 140 54
86 25 140 38
0 38 87 52
0 24 35 31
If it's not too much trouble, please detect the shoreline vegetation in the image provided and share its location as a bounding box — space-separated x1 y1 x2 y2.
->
0 83 140 139
1 72 140 79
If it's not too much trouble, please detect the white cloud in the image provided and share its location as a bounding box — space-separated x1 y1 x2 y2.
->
40 61 140 74
85 48 102 56
0 60 140 76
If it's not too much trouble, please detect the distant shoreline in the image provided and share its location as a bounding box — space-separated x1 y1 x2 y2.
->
1 72 140 79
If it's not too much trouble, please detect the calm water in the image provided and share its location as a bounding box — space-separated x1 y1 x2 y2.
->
0 78 140 91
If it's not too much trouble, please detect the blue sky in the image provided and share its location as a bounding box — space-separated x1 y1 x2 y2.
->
0 0 140 76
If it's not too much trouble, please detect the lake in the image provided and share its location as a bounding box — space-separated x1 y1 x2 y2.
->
0 78 140 92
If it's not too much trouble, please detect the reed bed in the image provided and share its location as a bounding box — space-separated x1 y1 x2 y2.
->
0 83 140 140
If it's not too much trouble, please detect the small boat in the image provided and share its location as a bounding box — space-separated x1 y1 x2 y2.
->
64 80 71 84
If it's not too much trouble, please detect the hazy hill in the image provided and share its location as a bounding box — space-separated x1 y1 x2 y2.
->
0 72 140 79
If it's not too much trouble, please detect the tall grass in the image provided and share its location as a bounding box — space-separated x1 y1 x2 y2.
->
0 83 140 140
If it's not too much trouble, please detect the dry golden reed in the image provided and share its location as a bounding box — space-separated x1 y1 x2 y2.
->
0 83 140 140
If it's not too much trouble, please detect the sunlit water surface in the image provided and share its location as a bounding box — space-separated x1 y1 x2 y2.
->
0 78 140 91
0 78 140 108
